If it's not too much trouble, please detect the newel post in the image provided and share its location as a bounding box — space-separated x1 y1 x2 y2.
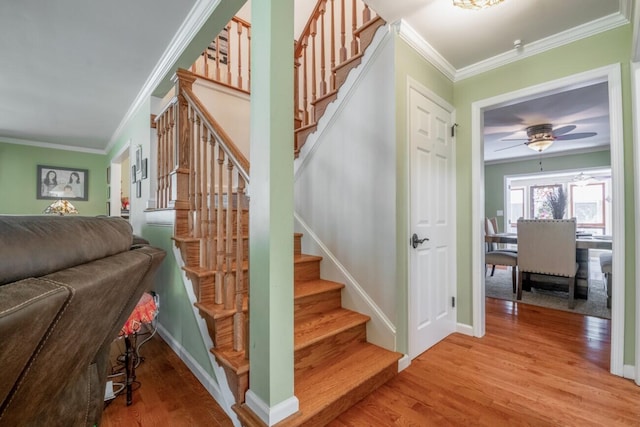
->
169 69 196 211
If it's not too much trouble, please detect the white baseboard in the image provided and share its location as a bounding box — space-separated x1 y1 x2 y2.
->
456 323 474 336
623 364 636 381
245 390 299 426
397 354 411 372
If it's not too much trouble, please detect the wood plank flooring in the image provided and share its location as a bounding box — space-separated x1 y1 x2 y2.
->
102 298 640 426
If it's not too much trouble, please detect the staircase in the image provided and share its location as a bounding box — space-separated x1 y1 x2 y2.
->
153 1 399 425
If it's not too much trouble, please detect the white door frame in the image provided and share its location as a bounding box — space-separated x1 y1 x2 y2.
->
407 77 457 358
632 60 640 384
470 64 626 376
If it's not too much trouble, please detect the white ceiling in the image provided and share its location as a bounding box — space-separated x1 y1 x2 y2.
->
0 0 634 154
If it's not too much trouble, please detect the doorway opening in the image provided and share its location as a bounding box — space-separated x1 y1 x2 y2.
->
471 64 625 376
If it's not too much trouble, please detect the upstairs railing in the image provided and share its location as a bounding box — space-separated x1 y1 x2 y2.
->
191 17 251 93
155 69 250 352
294 0 378 135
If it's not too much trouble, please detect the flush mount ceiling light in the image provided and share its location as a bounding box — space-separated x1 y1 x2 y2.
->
453 0 505 10
526 124 555 152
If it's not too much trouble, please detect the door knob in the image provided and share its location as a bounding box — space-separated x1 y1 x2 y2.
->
411 233 429 249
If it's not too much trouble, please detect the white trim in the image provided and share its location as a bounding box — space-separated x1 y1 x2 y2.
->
294 24 390 178
392 8 630 83
0 136 105 154
632 61 640 385
633 0 640 62
145 208 174 226
456 12 630 81
245 391 299 426
623 364 636 380
397 354 411 372
105 0 226 153
456 323 474 336
394 20 456 81
471 64 626 375
294 213 397 344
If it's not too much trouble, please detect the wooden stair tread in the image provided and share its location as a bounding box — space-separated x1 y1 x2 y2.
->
196 298 248 319
294 279 344 300
211 347 249 375
294 254 322 264
172 236 200 243
294 308 369 350
287 343 400 426
183 265 215 278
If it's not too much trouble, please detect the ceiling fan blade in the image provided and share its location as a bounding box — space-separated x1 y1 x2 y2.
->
552 125 576 136
556 132 597 140
495 142 525 152
500 138 528 141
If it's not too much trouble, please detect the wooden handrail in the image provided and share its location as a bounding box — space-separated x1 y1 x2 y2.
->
295 0 327 57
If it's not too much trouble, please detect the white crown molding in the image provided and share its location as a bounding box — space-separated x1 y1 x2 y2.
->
395 5 631 84
0 136 106 155
105 0 225 154
394 20 457 82
456 10 631 81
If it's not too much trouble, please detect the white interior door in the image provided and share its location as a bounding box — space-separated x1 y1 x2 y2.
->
408 84 456 359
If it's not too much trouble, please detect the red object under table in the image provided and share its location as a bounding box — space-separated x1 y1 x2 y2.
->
119 292 158 405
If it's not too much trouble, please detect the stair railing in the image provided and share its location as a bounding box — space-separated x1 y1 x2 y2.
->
294 0 378 151
191 17 251 93
155 69 250 352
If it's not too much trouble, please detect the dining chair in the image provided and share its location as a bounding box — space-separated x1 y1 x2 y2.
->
517 218 578 308
485 217 518 292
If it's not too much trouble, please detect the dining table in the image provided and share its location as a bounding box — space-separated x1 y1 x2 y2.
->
485 233 612 299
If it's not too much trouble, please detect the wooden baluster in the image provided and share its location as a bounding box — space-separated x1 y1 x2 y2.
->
310 19 317 104
302 36 309 125
215 146 225 305
294 54 300 127
156 114 162 207
194 116 202 238
188 108 197 235
161 109 167 209
215 36 221 82
330 0 336 91
236 21 243 90
340 0 347 63
200 126 209 265
233 175 246 351
247 26 251 91
226 25 233 86
168 105 175 208
351 0 359 55
203 50 209 79
224 160 234 310
208 138 216 271
319 1 327 97
363 3 371 22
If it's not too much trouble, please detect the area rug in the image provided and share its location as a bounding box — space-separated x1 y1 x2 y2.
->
485 267 611 319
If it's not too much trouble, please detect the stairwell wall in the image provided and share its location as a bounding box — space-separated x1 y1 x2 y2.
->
294 31 397 349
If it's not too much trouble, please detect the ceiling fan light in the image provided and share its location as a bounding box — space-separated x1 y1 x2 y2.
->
527 138 554 152
453 0 505 10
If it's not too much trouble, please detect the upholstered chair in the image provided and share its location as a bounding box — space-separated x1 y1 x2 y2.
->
599 252 612 309
485 217 518 292
517 219 578 308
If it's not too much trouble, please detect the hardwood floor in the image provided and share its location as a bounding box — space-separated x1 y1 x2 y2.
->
101 334 233 427
102 299 640 426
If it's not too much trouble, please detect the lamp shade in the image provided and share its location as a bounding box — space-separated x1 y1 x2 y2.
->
526 138 554 152
453 0 504 10
44 199 79 215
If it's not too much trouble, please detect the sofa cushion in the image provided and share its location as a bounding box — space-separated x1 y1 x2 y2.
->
0 216 133 286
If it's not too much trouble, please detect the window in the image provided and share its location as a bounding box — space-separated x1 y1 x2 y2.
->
530 185 560 219
570 182 605 231
508 187 524 226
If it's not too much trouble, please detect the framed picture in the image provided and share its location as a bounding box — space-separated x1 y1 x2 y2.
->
142 158 148 180
37 165 89 201
136 180 142 198
106 202 111 216
106 166 111 184
135 145 142 171
132 165 137 183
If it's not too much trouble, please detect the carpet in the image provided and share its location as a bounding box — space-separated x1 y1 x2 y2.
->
485 267 611 319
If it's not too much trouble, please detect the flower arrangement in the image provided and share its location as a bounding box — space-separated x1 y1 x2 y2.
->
545 186 567 219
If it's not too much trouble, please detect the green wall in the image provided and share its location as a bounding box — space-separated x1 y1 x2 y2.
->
142 224 216 379
395 34 455 354
453 25 636 362
485 150 612 228
0 141 107 215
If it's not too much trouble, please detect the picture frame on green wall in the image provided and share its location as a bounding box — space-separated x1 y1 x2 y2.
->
37 165 89 201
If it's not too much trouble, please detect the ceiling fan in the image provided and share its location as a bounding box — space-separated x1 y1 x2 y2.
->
495 124 597 153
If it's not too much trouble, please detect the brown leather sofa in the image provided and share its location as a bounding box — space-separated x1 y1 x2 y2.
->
0 215 165 426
